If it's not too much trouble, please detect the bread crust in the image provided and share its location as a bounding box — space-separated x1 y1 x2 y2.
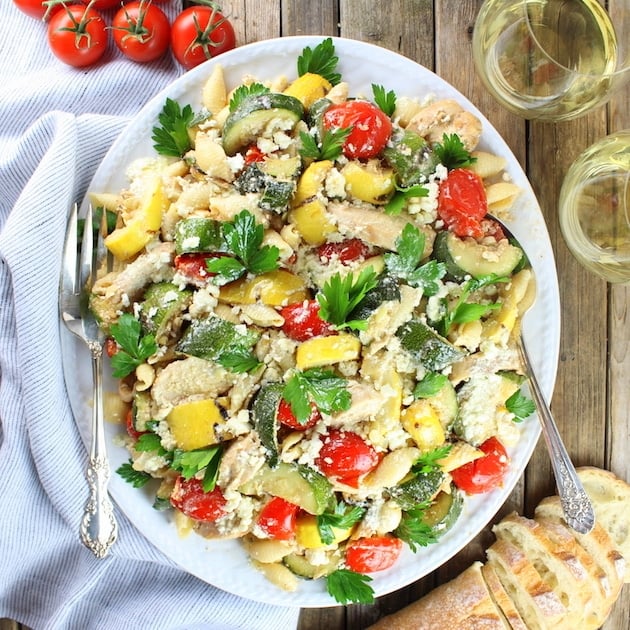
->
480 563 528 630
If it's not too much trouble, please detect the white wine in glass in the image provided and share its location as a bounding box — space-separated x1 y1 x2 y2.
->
472 0 628 121
559 131 630 284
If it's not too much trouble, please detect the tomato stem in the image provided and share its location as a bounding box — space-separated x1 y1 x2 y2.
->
185 4 231 62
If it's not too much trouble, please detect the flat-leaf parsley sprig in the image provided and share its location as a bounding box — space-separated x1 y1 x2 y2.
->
109 313 158 378
151 98 196 157
326 569 374 605
297 37 341 85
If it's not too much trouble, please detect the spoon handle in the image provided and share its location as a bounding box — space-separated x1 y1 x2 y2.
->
517 337 595 534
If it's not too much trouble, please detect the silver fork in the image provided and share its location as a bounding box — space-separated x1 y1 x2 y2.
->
59 203 118 558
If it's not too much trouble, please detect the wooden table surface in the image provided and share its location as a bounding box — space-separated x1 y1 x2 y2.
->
3 1 628 629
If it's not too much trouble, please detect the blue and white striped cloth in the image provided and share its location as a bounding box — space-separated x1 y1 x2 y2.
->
0 5 300 629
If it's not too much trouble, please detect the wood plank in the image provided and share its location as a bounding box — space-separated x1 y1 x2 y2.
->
282 0 339 37
223 0 281 43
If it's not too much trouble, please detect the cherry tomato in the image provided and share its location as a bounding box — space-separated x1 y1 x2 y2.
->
315 429 380 487
91 0 126 8
279 299 336 342
124 408 145 441
244 145 266 165
170 477 228 522
174 252 223 283
317 238 370 265
171 5 236 70
345 536 403 573
104 337 119 358
451 436 510 494
47 4 107 68
277 399 321 431
256 497 299 540
111 1 171 63
321 100 392 160
13 0 64 20
437 168 488 239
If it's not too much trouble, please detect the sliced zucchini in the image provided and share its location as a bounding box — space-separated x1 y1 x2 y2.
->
176 314 259 362
260 155 302 180
283 551 341 579
348 273 401 322
423 377 458 430
433 230 524 281
396 318 464 371
174 217 223 254
132 390 152 433
251 383 283 467
421 486 463 538
140 282 193 343
383 129 437 187
234 164 296 213
239 462 334 515
389 468 444 510
222 93 304 156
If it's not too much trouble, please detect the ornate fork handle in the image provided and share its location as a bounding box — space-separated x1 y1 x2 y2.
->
79 340 118 558
518 338 595 534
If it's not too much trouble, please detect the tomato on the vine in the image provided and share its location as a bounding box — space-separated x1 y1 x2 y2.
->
13 0 64 20
91 0 125 8
345 536 403 573
47 3 107 68
171 5 236 71
111 1 171 63
170 477 228 522
321 100 392 160
437 168 488 239
256 497 299 540
279 299 336 342
315 428 380 487
451 436 510 494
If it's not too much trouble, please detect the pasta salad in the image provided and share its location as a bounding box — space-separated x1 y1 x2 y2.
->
89 38 535 604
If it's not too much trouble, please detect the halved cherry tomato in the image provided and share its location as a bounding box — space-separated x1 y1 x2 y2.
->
111 1 171 63
244 145 266 165
125 408 145 441
451 436 510 494
47 3 107 68
345 536 403 573
437 168 488 239
171 5 236 70
277 399 321 431
256 497 299 540
321 100 392 160
170 477 228 522
279 299 336 342
317 238 370 265
315 428 380 487
174 252 224 283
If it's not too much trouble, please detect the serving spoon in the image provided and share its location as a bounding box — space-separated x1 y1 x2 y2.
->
493 215 595 534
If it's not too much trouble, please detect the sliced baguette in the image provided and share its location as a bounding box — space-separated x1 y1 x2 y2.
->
480 563 528 630
485 538 570 630
577 466 630 582
493 512 604 628
367 561 509 630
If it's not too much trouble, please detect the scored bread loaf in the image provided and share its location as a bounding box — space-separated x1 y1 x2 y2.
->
492 512 606 628
367 561 510 630
480 563 528 630
576 466 630 582
485 538 570 630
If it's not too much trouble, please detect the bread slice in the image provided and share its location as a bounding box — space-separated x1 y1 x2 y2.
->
485 538 570 630
493 512 605 628
480 563 528 630
577 466 630 582
367 561 510 630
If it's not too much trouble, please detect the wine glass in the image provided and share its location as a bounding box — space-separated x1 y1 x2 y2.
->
472 0 630 121
559 130 630 284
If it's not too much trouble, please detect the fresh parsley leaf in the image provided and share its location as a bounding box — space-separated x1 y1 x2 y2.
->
411 445 452 475
151 98 195 157
326 569 374 605
506 389 536 422
116 461 152 488
413 372 449 398
283 368 351 424
297 38 341 85
109 314 158 378
439 274 509 336
228 83 270 112
317 267 379 331
217 348 262 373
299 127 352 161
384 224 446 295
384 184 429 216
317 501 366 545
433 133 477 170
172 446 222 492
395 505 439 552
206 210 280 283
372 83 396 116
